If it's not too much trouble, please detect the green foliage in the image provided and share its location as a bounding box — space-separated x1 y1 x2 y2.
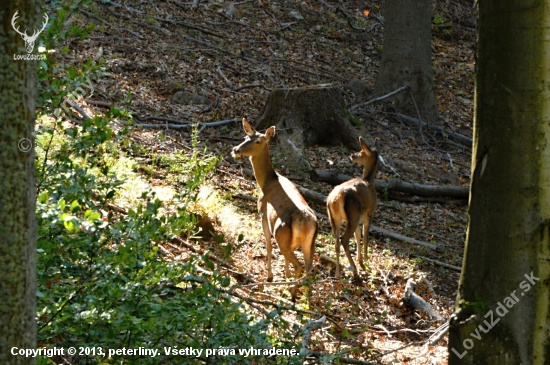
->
35 4 304 364
38 0 100 114
36 115 301 364
433 14 453 35
342 108 360 127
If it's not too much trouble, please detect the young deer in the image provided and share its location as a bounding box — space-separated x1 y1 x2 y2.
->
326 137 379 279
232 118 318 293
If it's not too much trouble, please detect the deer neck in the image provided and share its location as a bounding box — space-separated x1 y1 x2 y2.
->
250 147 277 191
362 162 378 185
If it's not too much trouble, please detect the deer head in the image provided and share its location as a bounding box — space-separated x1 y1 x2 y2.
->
12 11 49 54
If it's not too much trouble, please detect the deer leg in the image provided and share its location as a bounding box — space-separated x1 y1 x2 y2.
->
341 229 359 279
261 215 273 282
363 215 371 263
355 225 365 269
328 212 343 279
284 259 291 279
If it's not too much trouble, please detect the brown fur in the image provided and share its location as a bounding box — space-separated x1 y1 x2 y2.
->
326 137 379 279
232 118 318 295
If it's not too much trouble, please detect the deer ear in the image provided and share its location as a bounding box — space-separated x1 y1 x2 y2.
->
359 136 372 154
265 126 276 140
242 118 255 136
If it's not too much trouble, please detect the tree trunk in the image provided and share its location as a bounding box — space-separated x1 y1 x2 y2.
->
448 1 550 364
0 2 38 364
254 84 360 149
374 0 439 124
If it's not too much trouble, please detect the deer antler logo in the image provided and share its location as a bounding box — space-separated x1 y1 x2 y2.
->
11 11 49 54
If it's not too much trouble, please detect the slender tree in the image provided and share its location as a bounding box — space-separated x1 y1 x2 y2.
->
449 1 550 364
374 0 439 124
0 1 40 363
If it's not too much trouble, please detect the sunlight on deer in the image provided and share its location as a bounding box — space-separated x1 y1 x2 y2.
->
327 136 379 279
232 118 318 297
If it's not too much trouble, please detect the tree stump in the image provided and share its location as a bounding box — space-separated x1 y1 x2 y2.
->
254 84 360 149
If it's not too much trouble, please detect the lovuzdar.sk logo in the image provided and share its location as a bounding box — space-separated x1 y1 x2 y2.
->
12 10 48 61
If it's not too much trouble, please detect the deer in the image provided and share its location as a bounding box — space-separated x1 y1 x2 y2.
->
12 11 49 54
232 118 318 296
326 136 379 279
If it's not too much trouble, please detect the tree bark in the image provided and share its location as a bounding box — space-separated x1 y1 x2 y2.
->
448 1 550 364
374 0 439 124
254 84 360 149
0 2 38 364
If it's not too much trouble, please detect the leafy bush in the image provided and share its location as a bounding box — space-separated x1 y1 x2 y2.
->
35 3 303 364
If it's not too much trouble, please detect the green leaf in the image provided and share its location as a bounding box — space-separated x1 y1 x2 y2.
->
63 219 76 232
84 210 101 222
38 192 49 204
70 200 81 212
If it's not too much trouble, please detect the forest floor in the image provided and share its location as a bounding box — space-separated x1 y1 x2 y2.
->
58 0 476 363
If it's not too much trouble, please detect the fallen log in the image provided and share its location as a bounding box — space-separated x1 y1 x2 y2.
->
370 226 442 252
392 112 473 147
310 169 469 199
234 172 442 252
403 279 444 321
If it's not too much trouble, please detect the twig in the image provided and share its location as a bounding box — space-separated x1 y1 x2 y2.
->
237 277 308 288
134 119 238 130
137 123 190 130
390 112 472 147
217 65 234 89
66 99 92 120
387 193 466 205
408 88 449 158
370 225 442 252
349 85 409 112
79 9 145 39
412 255 462 272
182 34 257 62
132 114 190 124
300 316 326 356
428 321 450 345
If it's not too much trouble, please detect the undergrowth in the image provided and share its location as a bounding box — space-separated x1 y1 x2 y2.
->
33 2 305 364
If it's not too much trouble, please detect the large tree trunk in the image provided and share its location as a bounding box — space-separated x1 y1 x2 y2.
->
254 84 360 149
0 2 38 364
374 0 439 124
448 1 550 364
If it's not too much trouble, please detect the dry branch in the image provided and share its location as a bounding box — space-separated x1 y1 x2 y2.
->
135 118 238 130
403 279 444 320
412 255 461 272
370 226 442 252
170 237 256 284
392 112 473 147
238 169 442 252
310 169 469 199
349 85 409 111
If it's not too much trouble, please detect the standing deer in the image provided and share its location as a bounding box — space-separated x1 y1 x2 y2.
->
326 137 379 279
232 118 318 295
